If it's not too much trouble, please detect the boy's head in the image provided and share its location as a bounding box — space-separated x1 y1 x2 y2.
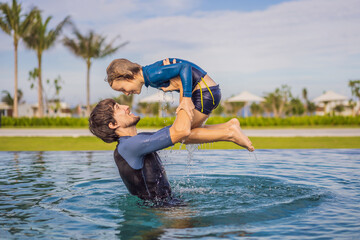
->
89 99 140 143
106 59 143 95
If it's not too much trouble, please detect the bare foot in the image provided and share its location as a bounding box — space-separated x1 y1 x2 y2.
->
229 118 255 152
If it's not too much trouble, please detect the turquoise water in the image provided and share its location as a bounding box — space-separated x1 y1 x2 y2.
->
0 149 359 239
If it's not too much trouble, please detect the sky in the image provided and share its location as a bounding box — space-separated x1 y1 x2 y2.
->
0 0 360 107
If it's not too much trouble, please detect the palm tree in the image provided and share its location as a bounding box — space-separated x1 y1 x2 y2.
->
0 0 38 117
302 88 308 115
264 85 292 117
286 97 305 116
250 102 263 117
349 80 360 115
348 80 360 100
63 29 128 116
23 12 70 117
1 89 23 106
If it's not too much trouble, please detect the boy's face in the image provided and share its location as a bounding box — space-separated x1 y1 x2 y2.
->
111 79 142 96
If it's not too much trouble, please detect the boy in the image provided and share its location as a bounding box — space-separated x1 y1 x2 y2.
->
106 58 221 128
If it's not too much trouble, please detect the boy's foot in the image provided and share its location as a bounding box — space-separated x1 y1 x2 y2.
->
229 118 255 152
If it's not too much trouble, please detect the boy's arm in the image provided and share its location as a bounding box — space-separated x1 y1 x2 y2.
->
152 59 195 120
160 77 195 121
146 59 193 97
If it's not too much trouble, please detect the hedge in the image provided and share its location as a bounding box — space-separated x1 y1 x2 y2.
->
207 116 360 126
1 115 360 128
1 117 88 127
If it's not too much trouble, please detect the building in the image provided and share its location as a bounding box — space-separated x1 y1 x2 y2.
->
0 101 72 117
312 91 359 116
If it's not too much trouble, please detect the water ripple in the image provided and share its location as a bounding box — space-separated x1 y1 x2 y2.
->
0 149 359 239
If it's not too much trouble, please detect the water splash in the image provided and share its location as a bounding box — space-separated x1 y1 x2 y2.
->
248 151 261 174
184 144 199 177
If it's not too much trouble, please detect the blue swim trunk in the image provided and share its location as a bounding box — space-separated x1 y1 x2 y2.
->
191 85 221 115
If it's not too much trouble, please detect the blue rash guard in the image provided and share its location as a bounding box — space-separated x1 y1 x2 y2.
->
142 58 207 98
114 126 174 200
117 126 173 169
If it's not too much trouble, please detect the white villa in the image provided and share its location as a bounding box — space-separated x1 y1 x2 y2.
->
0 101 72 117
312 91 359 116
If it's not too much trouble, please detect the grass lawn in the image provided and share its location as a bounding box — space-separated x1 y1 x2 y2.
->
2 125 359 129
1 136 359 151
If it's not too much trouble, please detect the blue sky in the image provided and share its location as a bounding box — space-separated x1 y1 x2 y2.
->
1 0 359 106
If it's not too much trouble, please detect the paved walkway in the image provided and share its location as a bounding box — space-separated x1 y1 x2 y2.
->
0 128 360 137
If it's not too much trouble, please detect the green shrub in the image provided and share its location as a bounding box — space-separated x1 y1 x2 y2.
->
0 117 89 127
1 115 359 127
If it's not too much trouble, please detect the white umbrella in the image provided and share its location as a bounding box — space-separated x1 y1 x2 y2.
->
312 90 348 102
227 91 265 102
226 91 265 117
139 91 174 103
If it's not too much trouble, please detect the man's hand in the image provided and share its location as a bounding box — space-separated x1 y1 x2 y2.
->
163 58 176 65
161 77 181 92
176 97 195 121
161 58 180 92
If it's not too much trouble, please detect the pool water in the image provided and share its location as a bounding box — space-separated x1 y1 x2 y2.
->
0 149 359 239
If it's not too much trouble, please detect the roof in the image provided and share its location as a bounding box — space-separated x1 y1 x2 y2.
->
0 102 11 109
312 91 348 102
138 91 174 103
227 91 265 102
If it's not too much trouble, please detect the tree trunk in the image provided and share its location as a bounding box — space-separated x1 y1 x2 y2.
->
279 101 285 117
86 59 91 116
13 40 18 118
272 102 278 117
37 52 44 117
303 102 308 116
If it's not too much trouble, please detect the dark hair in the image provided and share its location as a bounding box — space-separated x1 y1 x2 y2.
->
106 59 141 86
89 99 118 143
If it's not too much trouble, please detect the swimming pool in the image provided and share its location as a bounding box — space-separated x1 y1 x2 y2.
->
1 149 359 239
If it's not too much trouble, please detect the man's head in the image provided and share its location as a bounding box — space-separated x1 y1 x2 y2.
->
106 59 143 96
89 99 140 143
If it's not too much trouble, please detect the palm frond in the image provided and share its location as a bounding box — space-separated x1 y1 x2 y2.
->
0 3 12 34
63 28 128 62
1 90 13 106
19 7 39 37
23 13 70 52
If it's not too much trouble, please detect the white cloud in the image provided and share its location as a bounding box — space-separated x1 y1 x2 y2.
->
111 0 360 74
1 0 359 104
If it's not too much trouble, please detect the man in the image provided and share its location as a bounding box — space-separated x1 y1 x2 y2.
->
89 98 254 201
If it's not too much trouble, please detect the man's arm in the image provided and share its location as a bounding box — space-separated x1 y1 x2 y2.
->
117 108 191 169
169 108 191 144
117 127 174 169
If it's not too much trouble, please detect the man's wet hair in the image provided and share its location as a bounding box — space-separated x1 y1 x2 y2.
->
89 99 118 143
105 59 141 86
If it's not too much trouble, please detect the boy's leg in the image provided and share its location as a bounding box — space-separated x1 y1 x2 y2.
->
191 110 208 128
202 118 240 129
184 119 255 151
191 108 242 130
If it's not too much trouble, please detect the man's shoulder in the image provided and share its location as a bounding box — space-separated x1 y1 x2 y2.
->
117 132 154 148
117 127 171 148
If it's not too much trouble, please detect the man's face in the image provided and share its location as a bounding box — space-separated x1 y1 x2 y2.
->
113 103 140 128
